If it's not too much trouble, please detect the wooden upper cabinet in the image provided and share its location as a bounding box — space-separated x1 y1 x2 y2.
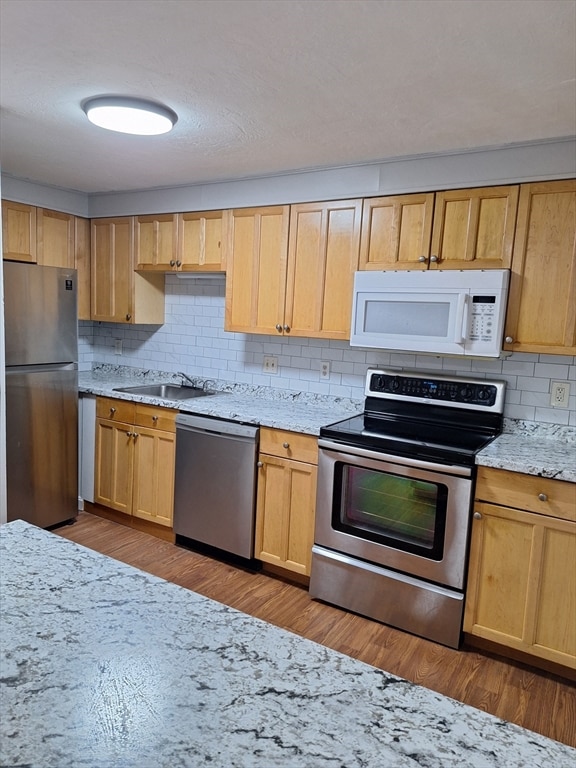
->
430 185 519 269
359 193 434 270
2 200 37 262
178 210 227 271
91 216 164 324
36 208 74 268
135 213 179 270
224 206 290 334
75 216 91 321
504 180 576 355
286 199 362 338
358 186 519 271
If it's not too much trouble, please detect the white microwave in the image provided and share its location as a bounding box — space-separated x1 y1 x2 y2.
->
350 269 510 358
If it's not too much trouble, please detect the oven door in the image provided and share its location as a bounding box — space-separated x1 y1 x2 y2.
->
314 439 474 590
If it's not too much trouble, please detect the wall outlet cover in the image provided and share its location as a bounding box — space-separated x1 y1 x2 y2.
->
550 381 570 408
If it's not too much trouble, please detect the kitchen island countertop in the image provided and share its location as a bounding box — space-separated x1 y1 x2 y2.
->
1 519 574 768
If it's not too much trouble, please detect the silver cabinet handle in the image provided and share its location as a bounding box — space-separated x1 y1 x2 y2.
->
283 324 290 333
126 431 132 437
256 461 263 468
282 442 290 449
126 314 132 321
275 324 282 332
169 260 175 267
133 433 139 439
505 336 514 344
418 256 427 263
176 260 182 267
430 255 438 263
110 407 116 415
538 493 548 502
473 511 482 519
152 415 158 422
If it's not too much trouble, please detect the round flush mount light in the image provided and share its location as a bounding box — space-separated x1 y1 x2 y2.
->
82 96 178 135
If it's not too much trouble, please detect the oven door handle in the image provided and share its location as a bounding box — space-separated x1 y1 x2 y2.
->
318 439 473 478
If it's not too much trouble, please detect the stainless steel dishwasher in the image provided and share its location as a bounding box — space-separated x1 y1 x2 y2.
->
173 413 259 559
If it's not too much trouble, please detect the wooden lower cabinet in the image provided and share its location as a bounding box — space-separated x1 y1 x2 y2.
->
464 468 576 670
255 428 318 577
94 398 176 527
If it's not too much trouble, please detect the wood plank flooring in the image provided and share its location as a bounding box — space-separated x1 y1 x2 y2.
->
55 512 575 748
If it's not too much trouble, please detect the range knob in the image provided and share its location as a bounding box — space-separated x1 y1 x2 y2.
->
477 387 490 401
389 377 401 392
459 385 473 400
371 374 386 392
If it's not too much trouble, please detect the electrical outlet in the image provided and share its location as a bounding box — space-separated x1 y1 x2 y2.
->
263 355 278 374
114 339 123 355
320 361 330 379
550 381 570 408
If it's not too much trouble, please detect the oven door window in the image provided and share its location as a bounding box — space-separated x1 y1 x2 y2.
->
334 464 448 559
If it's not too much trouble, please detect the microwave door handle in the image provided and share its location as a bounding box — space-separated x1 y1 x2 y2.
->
454 294 469 343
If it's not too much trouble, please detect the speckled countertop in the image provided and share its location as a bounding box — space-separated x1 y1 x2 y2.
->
1 519 574 768
79 365 576 482
79 365 363 436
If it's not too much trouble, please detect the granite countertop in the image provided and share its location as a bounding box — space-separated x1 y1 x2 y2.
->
78 366 363 436
476 422 576 483
79 365 575 482
1 519 573 768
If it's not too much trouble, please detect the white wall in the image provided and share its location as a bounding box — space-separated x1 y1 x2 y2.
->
80 276 576 427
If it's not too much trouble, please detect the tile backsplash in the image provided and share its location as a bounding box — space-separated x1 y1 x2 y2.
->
79 275 576 427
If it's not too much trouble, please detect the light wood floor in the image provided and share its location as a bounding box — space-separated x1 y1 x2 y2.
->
55 512 575 748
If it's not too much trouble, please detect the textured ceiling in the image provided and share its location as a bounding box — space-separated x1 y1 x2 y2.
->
0 0 575 194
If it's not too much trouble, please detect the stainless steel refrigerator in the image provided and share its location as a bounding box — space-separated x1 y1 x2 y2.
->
4 261 78 528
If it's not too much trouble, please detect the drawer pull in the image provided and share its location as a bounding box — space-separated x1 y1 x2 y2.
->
473 511 482 520
430 255 438 263
126 431 132 437
283 324 290 333
418 256 427 263
505 336 514 344
170 260 175 267
256 461 263 468
538 493 548 502
152 415 158 422
275 323 282 332
110 407 116 415
282 442 290 449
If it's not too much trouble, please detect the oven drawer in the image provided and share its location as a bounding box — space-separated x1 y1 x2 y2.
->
475 467 576 522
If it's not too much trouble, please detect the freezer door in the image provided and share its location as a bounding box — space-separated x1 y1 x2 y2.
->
6 364 78 528
3 261 77 365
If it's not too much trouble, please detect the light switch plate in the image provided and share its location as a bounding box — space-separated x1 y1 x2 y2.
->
263 355 278 374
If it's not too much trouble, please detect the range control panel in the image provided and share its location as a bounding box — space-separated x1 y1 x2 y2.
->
366 369 505 411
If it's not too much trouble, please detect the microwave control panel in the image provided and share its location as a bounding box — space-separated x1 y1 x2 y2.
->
469 295 497 342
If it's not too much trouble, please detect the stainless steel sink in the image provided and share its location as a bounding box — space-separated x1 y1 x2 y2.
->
113 383 215 400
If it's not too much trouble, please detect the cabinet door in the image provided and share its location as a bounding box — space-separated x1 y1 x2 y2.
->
255 454 317 576
75 216 91 320
430 186 519 269
135 213 179 270
464 502 576 669
224 206 290 334
179 210 227 271
504 180 576 355
286 199 362 339
91 217 134 322
359 193 434 270
94 418 134 514
2 200 37 262
132 426 175 527
36 208 74 268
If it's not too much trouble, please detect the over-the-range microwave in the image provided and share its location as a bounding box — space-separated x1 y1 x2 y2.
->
350 269 510 358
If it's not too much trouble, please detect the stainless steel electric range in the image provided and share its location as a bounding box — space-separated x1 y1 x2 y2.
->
309 368 506 649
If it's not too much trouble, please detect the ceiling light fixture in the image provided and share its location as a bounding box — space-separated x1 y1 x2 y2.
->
82 96 178 136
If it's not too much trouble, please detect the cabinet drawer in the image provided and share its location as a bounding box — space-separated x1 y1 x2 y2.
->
96 397 135 423
134 404 177 432
475 466 576 522
260 427 318 464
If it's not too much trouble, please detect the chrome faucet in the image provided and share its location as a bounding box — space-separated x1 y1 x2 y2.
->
178 371 197 387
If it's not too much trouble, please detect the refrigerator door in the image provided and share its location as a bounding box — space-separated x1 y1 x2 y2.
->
3 261 77 366
6 364 78 527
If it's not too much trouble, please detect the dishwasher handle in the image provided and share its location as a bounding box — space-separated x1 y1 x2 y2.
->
176 413 259 441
